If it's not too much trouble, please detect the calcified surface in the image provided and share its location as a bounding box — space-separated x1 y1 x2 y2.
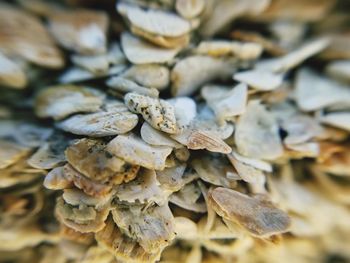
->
0 0 350 263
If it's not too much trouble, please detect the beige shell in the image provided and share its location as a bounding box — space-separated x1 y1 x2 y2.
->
96 217 162 263
107 76 159 97
295 68 350 111
58 102 138 137
230 150 272 172
201 83 247 124
0 3 63 68
256 38 330 73
55 196 109 233
121 33 180 64
320 112 350 132
115 169 166 205
65 138 139 185
326 60 350 84
125 92 177 134
0 140 30 169
118 3 191 37
121 64 170 90
235 101 283 160
175 0 205 19
35 85 105 120
0 53 27 89
107 133 172 170
111 203 175 253
63 164 113 198
80 246 115 263
195 40 263 60
43 166 73 190
233 70 284 91
48 9 109 55
171 55 238 96
62 188 111 209
209 187 291 237
192 156 237 188
169 182 207 213
140 122 181 148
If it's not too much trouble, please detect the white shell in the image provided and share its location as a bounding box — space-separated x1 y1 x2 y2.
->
233 70 284 91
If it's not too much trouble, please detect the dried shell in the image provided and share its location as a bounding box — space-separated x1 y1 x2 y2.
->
107 76 159 97
35 85 105 120
114 169 166 205
55 196 109 233
65 138 139 184
186 130 232 154
201 83 247 124
118 3 191 37
0 53 26 89
235 101 283 160
195 40 263 60
175 0 205 19
125 92 177 134
0 140 30 169
121 33 180 64
141 122 181 148
0 3 63 68
107 133 172 170
320 112 350 132
209 187 291 237
111 203 175 253
171 55 238 96
43 166 73 190
121 64 170 90
230 150 272 172
96 217 162 263
48 9 109 54
295 68 350 111
326 60 350 83
233 70 284 91
58 102 138 137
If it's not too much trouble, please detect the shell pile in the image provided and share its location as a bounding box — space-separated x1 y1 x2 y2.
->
1 0 350 262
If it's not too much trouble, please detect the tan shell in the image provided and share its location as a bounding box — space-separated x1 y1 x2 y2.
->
233 70 284 91
107 76 159 97
96 217 162 263
295 68 350 111
175 0 205 19
171 55 238 96
201 83 247 124
58 102 138 137
115 169 166 205
65 138 139 184
111 203 175 253
125 92 177 134
43 166 73 190
62 188 111 209
35 85 105 120
186 130 232 154
0 3 63 68
192 156 237 188
121 64 170 90
55 196 109 233
0 53 27 89
48 9 109 54
121 33 180 64
195 40 263 60
209 187 291 237
140 122 181 148
64 164 113 198
80 246 115 263
118 3 191 37
0 140 30 169
107 133 172 170
235 101 283 160
320 112 350 132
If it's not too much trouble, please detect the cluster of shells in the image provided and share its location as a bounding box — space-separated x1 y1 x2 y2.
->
1 0 350 262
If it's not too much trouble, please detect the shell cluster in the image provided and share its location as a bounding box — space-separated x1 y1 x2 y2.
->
1 0 350 262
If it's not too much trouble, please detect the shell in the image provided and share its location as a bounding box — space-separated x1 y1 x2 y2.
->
175 0 205 19
43 166 73 190
140 122 181 148
107 76 159 97
48 9 109 54
326 60 350 84
125 93 177 134
35 85 105 120
0 140 30 169
320 112 350 132
58 102 138 137
209 187 291 237
0 53 27 89
233 70 284 91
121 33 180 64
